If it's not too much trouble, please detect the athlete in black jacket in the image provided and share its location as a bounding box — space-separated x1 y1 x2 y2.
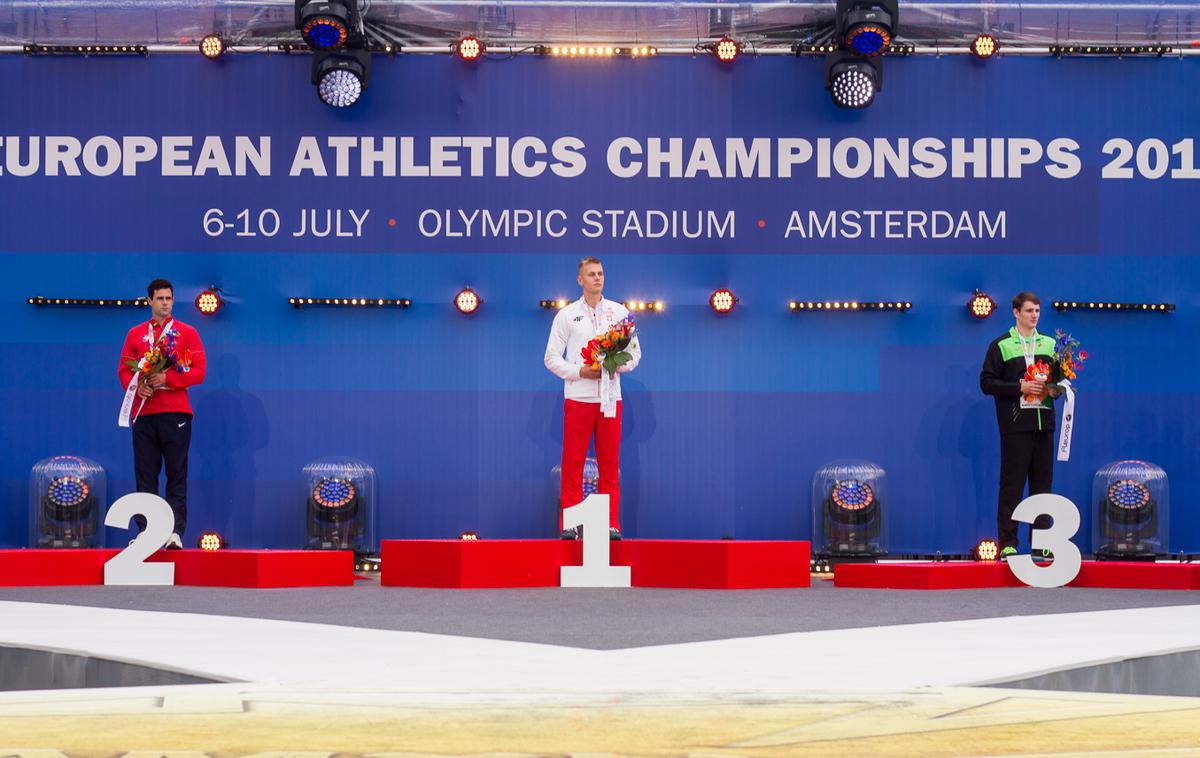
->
980 292 1061 557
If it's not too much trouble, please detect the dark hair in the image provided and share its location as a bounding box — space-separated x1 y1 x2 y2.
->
1011 291 1040 310
147 279 174 298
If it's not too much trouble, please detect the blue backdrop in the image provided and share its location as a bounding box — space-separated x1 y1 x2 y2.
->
1 53 1196 552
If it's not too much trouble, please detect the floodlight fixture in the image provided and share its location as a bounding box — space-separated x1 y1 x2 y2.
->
198 531 225 551
825 50 882 109
199 35 226 59
971 34 998 59
313 48 370 107
837 0 898 57
456 36 483 61
195 287 224 316
295 0 358 50
455 288 481 314
969 291 996 319
709 289 737 314
714 38 740 63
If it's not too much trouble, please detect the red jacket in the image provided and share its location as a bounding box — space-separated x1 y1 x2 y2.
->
118 318 207 417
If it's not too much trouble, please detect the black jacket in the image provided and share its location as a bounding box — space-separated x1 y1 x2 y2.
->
980 328 1058 435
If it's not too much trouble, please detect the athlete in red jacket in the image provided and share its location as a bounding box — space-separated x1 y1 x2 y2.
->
118 279 206 547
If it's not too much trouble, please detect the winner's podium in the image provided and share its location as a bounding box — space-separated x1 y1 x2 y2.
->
381 538 811 589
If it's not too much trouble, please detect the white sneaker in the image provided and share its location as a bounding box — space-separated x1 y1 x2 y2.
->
165 533 183 550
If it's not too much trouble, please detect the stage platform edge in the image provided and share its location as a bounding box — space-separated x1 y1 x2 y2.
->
0 548 355 588
834 560 1200 590
381 539 811 589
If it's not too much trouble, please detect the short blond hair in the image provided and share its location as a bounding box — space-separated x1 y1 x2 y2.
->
578 256 602 272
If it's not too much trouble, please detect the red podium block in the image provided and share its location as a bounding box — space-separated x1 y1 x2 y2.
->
0 549 354 588
382 539 809 589
148 549 355 588
1069 561 1200 590
0 549 118 586
626 540 810 589
382 540 585 588
834 561 1023 589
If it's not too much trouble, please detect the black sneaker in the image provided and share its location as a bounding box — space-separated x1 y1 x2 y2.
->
609 528 622 541
560 526 581 540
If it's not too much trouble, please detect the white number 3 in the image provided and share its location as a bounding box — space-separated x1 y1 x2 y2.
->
104 493 176 586
1007 493 1083 588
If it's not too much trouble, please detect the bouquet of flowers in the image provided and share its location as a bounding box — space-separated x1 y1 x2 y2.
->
124 327 192 385
581 316 637 376
1051 328 1087 384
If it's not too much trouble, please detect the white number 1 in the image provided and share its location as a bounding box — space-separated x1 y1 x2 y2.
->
560 494 631 588
1007 493 1083 588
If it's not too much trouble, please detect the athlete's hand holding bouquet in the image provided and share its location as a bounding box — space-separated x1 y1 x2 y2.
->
581 316 637 377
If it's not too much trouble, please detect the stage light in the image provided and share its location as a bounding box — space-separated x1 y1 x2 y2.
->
969 291 996 319
307 476 363 549
313 48 370 107
540 299 570 310
195 287 223 316
289 297 411 309
455 288 481 314
974 538 999 561
971 34 998 59
819 470 885 559
1052 301 1175 313
710 289 737 314
199 35 226 59
459 531 480 541
535 45 654 58
45 476 91 517
28 296 149 308
837 0 897 57
624 300 665 313
825 50 882 109
456 36 483 61
1051 44 1172 58
831 480 875 512
1096 478 1157 559
23 44 148 56
789 300 911 312
198 531 225 551
714 38 740 63
295 0 355 50
41 475 95 548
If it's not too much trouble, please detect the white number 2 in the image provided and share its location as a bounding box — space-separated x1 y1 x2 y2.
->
104 493 176 586
560 494 631 588
1007 493 1083 588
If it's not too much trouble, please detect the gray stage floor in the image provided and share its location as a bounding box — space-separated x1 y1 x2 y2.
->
2 577 1197 650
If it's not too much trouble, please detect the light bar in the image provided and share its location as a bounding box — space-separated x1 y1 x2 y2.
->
534 45 657 58
1052 301 1175 313
795 43 911 57
540 298 570 310
289 297 412 309
624 300 665 313
1051 45 1172 57
23 44 148 56
788 300 912 312
28 296 149 307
